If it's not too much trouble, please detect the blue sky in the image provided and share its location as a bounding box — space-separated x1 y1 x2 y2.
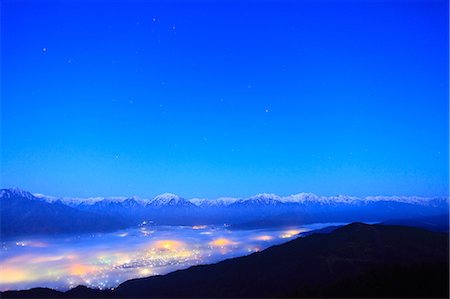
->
1 0 448 198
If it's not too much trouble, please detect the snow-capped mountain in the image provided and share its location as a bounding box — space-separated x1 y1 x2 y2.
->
0 188 36 200
190 197 241 207
1 188 448 237
188 193 448 207
234 193 282 206
1 188 447 209
0 188 128 236
83 196 150 209
149 193 195 207
33 192 196 208
281 192 322 203
34 193 116 206
363 195 433 205
33 194 151 207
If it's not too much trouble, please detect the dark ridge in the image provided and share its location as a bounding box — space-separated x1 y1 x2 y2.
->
317 262 449 298
64 285 108 298
2 222 447 298
298 224 343 237
0 287 64 298
381 213 449 233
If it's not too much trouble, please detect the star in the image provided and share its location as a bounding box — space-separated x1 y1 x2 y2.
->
265 109 269 113
42 47 47 52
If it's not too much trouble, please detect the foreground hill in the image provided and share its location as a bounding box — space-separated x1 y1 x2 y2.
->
2 223 448 298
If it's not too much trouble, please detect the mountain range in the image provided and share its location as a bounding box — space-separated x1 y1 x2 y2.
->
31 189 447 207
1 188 448 236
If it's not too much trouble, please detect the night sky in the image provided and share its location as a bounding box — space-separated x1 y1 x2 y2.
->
1 0 448 198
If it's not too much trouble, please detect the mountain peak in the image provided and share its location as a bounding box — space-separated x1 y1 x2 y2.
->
153 193 181 200
150 193 189 206
0 188 35 200
239 193 282 205
250 193 281 199
282 192 321 203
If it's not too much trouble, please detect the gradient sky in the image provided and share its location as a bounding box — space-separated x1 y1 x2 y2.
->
1 0 448 198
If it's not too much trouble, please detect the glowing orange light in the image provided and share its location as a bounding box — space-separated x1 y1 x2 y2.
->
154 240 184 251
69 264 96 276
254 235 274 241
279 229 302 239
209 238 236 247
139 268 151 276
0 267 30 283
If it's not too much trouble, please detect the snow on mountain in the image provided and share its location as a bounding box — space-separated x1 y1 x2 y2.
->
190 197 240 207
33 194 104 206
1 188 447 208
237 193 282 205
149 193 193 207
0 188 36 200
189 198 207 206
126 196 152 206
87 196 151 207
362 195 431 205
281 192 321 203
329 195 361 204
280 193 447 206
33 193 151 207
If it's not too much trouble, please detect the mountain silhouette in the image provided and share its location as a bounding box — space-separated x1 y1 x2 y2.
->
0 189 128 236
2 223 448 298
3 188 448 236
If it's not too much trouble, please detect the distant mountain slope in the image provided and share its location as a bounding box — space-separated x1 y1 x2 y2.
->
1 189 202 236
0 189 127 237
298 224 343 237
381 213 449 232
2 188 449 236
33 189 448 208
3 223 447 298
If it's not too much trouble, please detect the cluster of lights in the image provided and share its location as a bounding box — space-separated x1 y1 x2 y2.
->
1 225 306 291
279 229 304 239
